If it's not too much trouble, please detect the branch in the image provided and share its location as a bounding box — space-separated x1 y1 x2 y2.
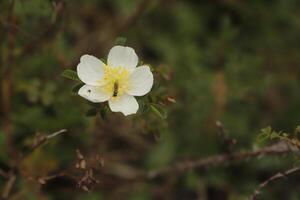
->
22 129 67 159
146 142 295 179
36 172 77 185
249 166 300 200
116 0 153 33
216 120 237 152
71 0 162 63
16 1 64 60
2 174 16 199
0 129 67 199
1 0 16 159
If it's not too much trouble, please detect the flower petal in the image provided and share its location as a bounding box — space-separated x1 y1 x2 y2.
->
127 65 154 96
107 46 138 72
77 55 105 86
78 85 111 103
108 94 139 116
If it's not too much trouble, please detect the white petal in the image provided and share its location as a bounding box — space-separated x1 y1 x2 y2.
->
127 65 154 96
107 46 138 72
108 94 139 116
77 55 105 86
78 85 111 103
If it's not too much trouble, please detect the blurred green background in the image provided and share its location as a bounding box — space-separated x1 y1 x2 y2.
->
1 0 300 199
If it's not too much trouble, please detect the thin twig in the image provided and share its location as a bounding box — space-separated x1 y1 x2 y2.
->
0 129 67 199
2 174 16 199
1 0 16 159
22 129 67 159
146 142 295 179
16 1 64 60
249 167 300 200
36 172 77 185
47 129 67 139
216 120 237 152
72 0 162 65
116 0 153 33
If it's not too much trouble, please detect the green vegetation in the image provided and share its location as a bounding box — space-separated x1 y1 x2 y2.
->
1 0 300 199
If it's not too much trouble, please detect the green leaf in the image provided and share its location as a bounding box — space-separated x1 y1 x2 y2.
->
100 58 106 63
150 104 167 119
137 99 150 114
62 69 81 82
257 126 272 142
72 83 85 95
261 126 272 135
99 107 107 119
84 100 101 108
270 132 279 139
282 133 289 138
85 108 98 117
256 132 269 142
114 37 127 46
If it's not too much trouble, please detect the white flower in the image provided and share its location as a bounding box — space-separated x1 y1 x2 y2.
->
77 46 154 116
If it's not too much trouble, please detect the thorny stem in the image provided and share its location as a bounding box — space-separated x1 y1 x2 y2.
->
34 142 298 187
216 120 237 153
72 0 162 66
0 129 67 199
116 0 153 34
16 1 64 60
1 0 16 159
249 167 300 200
145 142 296 179
2 174 16 199
0 140 297 198
21 129 68 159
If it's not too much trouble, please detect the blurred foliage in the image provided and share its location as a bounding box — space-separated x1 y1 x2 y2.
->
1 0 300 199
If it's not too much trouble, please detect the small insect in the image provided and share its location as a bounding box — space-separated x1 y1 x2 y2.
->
113 81 119 97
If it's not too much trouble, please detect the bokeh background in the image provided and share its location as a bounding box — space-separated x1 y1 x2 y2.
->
1 0 300 199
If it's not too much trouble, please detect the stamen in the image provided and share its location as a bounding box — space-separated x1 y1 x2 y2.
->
101 66 129 97
113 81 119 97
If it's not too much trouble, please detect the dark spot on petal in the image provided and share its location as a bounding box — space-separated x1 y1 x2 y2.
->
87 89 91 93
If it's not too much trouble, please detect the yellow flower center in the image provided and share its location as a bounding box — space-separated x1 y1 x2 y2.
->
100 65 129 98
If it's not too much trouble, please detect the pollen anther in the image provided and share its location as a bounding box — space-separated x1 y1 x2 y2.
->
101 65 129 98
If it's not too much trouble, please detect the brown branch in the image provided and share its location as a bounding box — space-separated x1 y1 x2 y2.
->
0 129 67 199
1 0 16 159
145 142 295 179
116 0 153 34
36 172 77 185
21 129 67 159
0 19 34 40
72 0 161 64
16 1 64 60
249 166 300 200
2 174 16 199
6 141 297 195
216 120 237 152
32 150 103 191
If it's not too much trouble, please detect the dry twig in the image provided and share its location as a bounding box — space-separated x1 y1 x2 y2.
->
1 0 16 159
16 1 64 60
21 129 67 159
249 167 300 200
2 174 16 199
216 120 237 152
72 0 162 64
116 0 153 33
146 142 295 179
0 129 67 199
